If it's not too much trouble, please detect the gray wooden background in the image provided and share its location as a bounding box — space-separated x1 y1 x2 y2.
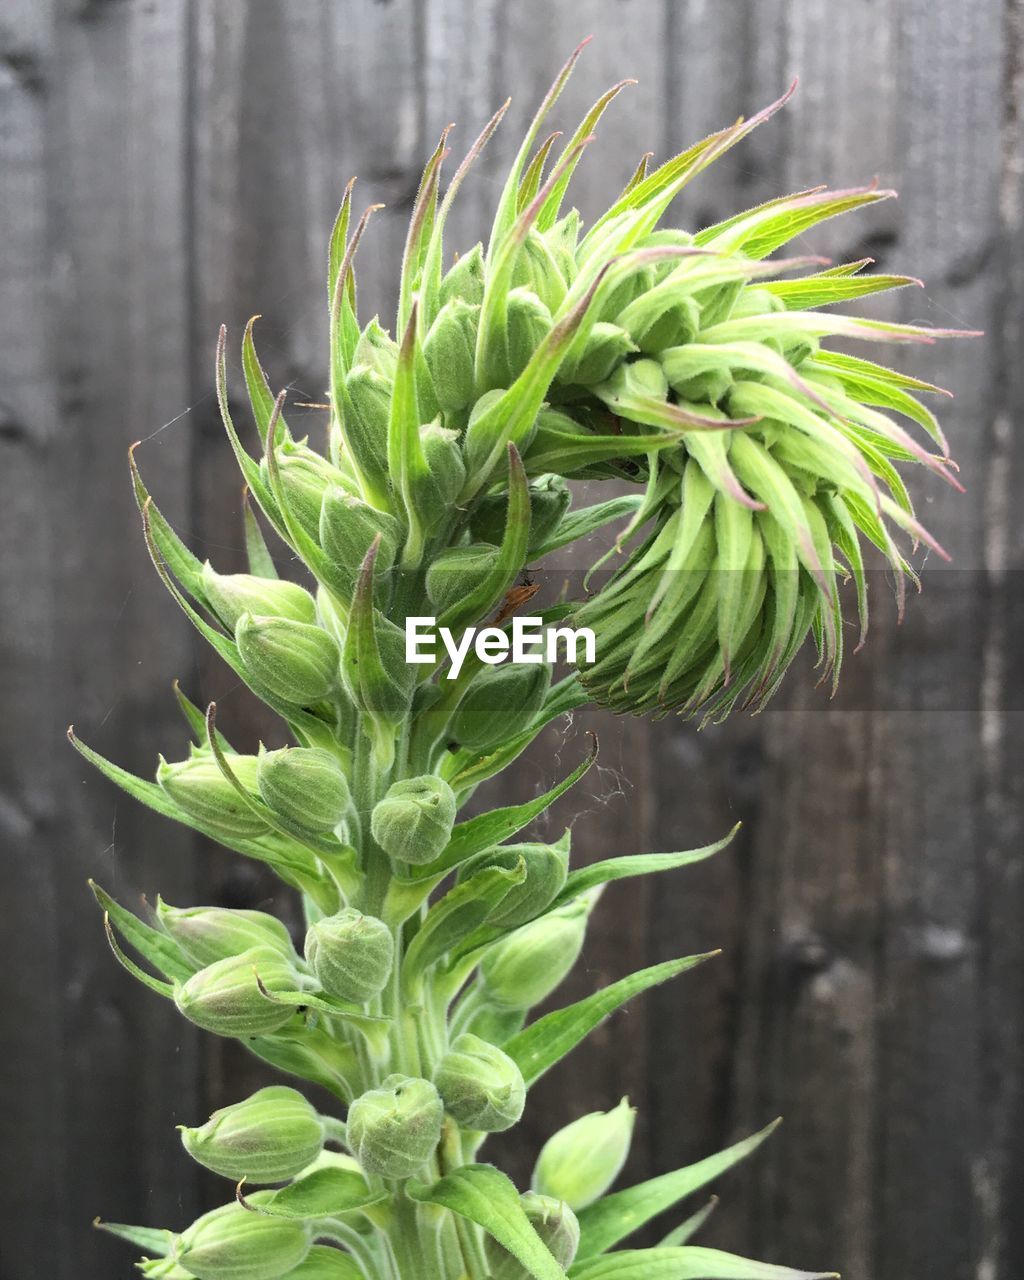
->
2 1 1022 1278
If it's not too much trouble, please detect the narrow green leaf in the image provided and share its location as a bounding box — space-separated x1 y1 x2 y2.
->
570 1246 835 1280
409 1163 568 1280
536 79 635 231
90 881 194 983
94 1220 173 1254
659 1198 719 1248
242 315 286 445
506 954 717 1086
555 826 737 905
240 1168 384 1222
129 445 210 607
242 489 280 578
531 495 643 558
398 125 452 334
575 1121 780 1261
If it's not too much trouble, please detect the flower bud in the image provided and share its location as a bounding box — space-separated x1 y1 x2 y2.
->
370 775 457 866
256 746 350 834
319 488 401 601
419 421 467 508
180 1085 324 1183
423 299 480 414
559 321 637 387
484 1192 580 1279
157 754 267 840
425 543 500 618
433 1033 526 1132
304 908 394 1004
341 364 392 499
171 1199 312 1280
595 355 669 407
262 441 349 541
531 1098 636 1210
451 662 551 754
346 1074 444 1179
438 243 485 307
463 388 531 480
157 901 296 969
479 897 589 1010
462 837 569 930
235 613 340 705
354 317 399 378
138 1260 196 1278
201 563 317 631
284 1244 370 1277
471 477 570 552
512 230 568 313
505 287 553 383
174 946 300 1038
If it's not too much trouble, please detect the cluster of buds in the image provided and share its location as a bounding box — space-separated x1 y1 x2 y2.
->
80 39 967 1280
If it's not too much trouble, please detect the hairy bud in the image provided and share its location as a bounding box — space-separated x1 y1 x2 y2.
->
157 901 296 969
451 662 551 754
423 299 480 414
171 1199 311 1280
305 908 394 1004
157 754 266 840
419 421 468 509
471 476 570 552
346 1074 444 1179
319 488 401 601
180 1085 324 1183
201 563 316 631
462 835 569 930
263 441 349 541
235 614 340 705
531 1098 636 1210
558 321 637 386
478 897 590 1010
353 317 399 378
341 364 392 500
370 775 457 865
504 287 553 384
256 746 350 834
433 1033 526 1132
425 543 500 618
438 243 485 307
174 947 300 1038
282 1244 369 1277
484 1192 580 1279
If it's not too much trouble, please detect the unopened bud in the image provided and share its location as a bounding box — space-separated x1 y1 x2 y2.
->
354 318 399 378
201 563 316 631
485 1192 580 1279
626 294 701 356
341 365 392 499
423 299 480 414
180 1085 324 1183
462 837 569 929
157 901 296 969
512 230 568 314
283 1244 370 1277
263 441 348 541
471 477 570 552
174 946 300 1038
346 1074 443 1179
531 1098 636 1210
419 421 467 508
438 243 485 307
479 897 589 1010
505 287 553 384
171 1199 311 1280
559 321 636 386
235 614 340 706
451 663 551 754
157 754 266 840
433 1033 526 1132
256 747 350 834
305 908 394 1004
370 775 457 866
595 356 669 407
319 488 401 600
425 543 500 618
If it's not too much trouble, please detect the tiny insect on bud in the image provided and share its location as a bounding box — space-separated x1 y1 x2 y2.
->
319 488 401 601
157 754 267 840
304 908 394 1004
256 746 351 835
201 563 317 631
433 1032 526 1132
451 662 551 754
174 946 300 1038
235 613 340 706
484 1192 581 1279
180 1085 324 1183
531 1097 636 1210
370 775 457 866
346 1074 444 1179
461 836 569 929
171 1198 312 1280
422 299 480 414
478 897 590 1011
425 543 501 618
438 242 485 308
157 901 297 969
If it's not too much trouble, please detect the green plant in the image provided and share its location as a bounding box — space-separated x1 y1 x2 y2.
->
75 41 971 1280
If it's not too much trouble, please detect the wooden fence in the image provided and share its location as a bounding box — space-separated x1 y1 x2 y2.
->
1 2 1022 1277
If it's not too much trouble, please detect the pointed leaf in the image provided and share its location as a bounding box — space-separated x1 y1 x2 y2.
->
240 1168 384 1221
570 1246 836 1280
556 827 737 905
